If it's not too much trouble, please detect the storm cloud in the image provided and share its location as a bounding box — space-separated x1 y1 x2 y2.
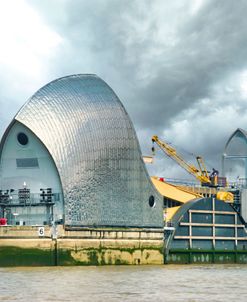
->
1 0 247 180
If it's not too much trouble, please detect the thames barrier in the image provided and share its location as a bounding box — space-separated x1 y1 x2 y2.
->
0 74 247 266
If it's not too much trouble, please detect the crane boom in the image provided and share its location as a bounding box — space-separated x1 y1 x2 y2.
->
151 135 234 203
152 135 211 185
196 156 209 179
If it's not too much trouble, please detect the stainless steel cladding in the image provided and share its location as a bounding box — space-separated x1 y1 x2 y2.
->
15 74 163 227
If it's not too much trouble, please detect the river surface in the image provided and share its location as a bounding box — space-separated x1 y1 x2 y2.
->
0 265 247 301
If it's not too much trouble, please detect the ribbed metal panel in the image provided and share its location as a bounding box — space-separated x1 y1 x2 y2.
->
15 74 163 227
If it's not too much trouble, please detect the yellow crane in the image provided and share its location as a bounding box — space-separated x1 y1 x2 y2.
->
151 135 233 202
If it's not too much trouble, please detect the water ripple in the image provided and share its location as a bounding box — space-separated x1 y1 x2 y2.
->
0 265 246 301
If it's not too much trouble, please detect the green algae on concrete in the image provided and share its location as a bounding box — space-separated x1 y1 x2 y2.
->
58 246 163 266
0 226 164 266
0 246 55 267
0 244 163 266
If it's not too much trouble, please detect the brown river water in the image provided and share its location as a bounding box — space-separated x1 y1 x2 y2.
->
0 265 247 302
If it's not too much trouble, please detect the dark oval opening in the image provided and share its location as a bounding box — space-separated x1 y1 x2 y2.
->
17 132 29 146
149 195 155 208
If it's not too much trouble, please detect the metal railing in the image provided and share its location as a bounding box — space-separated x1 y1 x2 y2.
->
158 176 247 190
0 192 61 206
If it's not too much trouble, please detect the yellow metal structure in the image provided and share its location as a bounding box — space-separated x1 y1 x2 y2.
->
151 176 201 203
152 136 211 185
165 206 180 222
151 135 234 203
196 156 209 179
216 191 234 203
151 177 202 222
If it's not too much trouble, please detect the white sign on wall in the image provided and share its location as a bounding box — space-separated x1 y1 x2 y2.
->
38 227 45 237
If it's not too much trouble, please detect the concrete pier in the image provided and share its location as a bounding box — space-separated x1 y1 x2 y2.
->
0 226 164 266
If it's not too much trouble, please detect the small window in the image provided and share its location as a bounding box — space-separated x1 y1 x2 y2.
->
16 158 39 168
149 195 155 208
17 132 29 146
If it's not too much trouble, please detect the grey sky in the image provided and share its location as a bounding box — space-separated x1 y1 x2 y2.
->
0 0 247 180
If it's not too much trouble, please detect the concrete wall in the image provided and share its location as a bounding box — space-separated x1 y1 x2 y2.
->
0 226 164 266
